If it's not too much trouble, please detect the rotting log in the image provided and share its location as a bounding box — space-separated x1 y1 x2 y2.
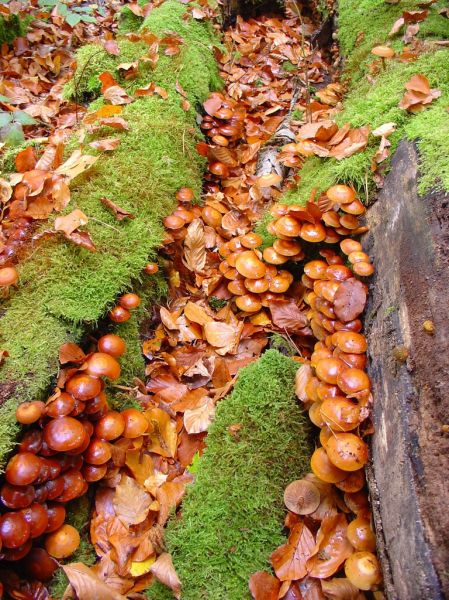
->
364 139 449 600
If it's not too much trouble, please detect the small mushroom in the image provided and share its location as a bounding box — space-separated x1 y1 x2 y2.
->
283 479 321 515
371 45 395 69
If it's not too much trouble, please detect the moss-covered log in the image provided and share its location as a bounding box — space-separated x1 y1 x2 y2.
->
148 350 312 600
0 0 221 468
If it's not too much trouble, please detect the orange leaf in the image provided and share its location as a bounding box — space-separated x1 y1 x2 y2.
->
62 563 127 600
90 137 120 152
295 363 313 402
150 553 181 599
54 209 88 236
184 301 213 326
145 407 177 457
183 397 215 434
156 474 192 526
15 146 36 172
249 571 281 600
100 197 135 221
113 474 153 526
125 448 154 486
306 513 353 578
59 342 86 364
270 521 315 581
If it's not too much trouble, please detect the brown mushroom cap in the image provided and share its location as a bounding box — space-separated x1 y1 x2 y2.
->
371 45 395 59
283 479 321 515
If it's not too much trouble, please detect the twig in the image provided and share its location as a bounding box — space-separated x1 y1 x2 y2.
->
89 216 121 233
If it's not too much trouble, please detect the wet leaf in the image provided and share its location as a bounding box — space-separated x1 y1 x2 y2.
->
183 218 207 272
15 146 36 172
145 407 177 457
295 363 313 402
306 513 353 578
269 298 307 331
321 578 365 600
249 571 281 600
333 278 367 322
184 301 213 326
90 137 120 151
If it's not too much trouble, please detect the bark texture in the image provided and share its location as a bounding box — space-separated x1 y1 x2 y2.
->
364 139 449 600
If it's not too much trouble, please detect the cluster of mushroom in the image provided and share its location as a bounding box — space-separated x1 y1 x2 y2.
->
109 292 141 324
0 333 148 581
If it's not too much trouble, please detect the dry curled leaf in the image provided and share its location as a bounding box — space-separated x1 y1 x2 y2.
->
113 475 153 526
150 553 181 599
295 363 313 402
100 197 135 221
183 218 207 272
59 342 86 364
184 397 216 434
54 209 89 236
62 563 127 600
249 571 281 600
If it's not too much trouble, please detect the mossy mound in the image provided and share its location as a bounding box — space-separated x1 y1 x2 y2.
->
148 350 312 600
259 0 449 234
0 0 221 469
0 14 27 45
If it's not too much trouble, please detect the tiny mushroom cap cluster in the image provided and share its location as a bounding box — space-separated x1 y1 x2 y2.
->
109 292 141 323
0 328 155 579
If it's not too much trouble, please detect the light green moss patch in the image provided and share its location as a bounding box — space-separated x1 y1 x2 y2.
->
147 350 312 600
276 5 449 221
0 0 220 470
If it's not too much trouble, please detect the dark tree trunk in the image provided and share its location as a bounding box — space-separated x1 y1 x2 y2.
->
363 140 449 600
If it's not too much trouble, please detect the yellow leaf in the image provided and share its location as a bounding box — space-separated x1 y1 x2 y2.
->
184 301 213 326
130 556 156 577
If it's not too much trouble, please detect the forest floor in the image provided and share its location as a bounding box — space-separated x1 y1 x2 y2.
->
0 0 448 599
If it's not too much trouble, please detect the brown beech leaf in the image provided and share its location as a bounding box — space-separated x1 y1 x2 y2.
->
249 571 281 600
55 149 98 181
156 474 192 526
184 301 213 326
84 105 123 124
62 563 127 600
103 39 120 55
98 117 129 130
329 126 370 160
15 146 37 172
104 85 133 105
297 120 338 142
204 321 242 353
389 16 405 35
59 342 86 364
269 298 307 332
150 553 181 599
321 578 365 600
113 474 153 526
333 278 367 322
403 9 428 22
270 521 315 581
54 209 88 236
90 137 120 152
100 197 135 221
66 230 97 252
145 407 177 457
203 95 222 116
306 513 353 578
295 363 313 402
184 396 215 434
183 218 207 272
125 449 153 486
0 178 12 204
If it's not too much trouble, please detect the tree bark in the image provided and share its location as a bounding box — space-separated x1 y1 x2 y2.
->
363 140 449 600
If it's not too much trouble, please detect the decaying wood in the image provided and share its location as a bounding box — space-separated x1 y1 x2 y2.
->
364 140 449 600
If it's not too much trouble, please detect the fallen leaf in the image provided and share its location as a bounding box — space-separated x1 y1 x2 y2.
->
295 363 313 402
104 39 120 55
145 407 177 457
270 522 315 581
62 563 127 600
184 396 216 434
98 117 129 130
203 95 222 116
389 16 405 36
372 122 396 137
59 342 86 364
183 218 207 272
333 278 367 322
113 474 153 526
54 209 89 236
204 321 241 351
269 298 307 331
249 571 281 600
100 197 135 221
0 178 13 204
90 137 121 151
15 146 37 172
297 120 339 142
104 85 133 105
321 578 365 600
184 301 213 326
156 474 192 526
329 126 370 160
403 9 428 22
130 556 156 577
150 553 181 600
257 173 283 187
66 230 97 252
306 513 353 578
55 149 98 181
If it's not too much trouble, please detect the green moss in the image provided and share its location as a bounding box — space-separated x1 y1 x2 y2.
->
147 350 312 600
65 1 222 102
0 0 220 470
0 14 27 45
